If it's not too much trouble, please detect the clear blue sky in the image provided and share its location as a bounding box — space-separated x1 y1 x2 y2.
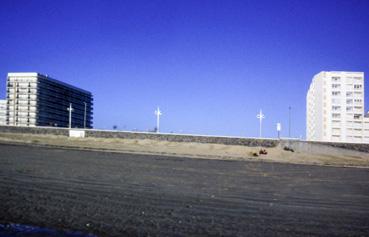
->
1 0 369 138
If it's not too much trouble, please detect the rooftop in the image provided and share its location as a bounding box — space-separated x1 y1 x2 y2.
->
7 72 92 95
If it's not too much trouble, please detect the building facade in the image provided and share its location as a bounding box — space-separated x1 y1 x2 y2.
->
6 72 93 128
0 99 6 125
307 71 369 143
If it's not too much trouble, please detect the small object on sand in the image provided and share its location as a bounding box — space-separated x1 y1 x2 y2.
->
252 152 259 157
259 149 268 155
283 146 294 152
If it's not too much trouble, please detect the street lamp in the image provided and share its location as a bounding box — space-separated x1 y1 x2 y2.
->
288 106 291 138
154 107 162 133
277 122 281 139
67 103 73 129
256 109 265 138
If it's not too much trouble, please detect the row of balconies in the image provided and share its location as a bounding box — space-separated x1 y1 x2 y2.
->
7 77 38 82
7 81 91 103
7 83 38 89
38 81 91 99
7 92 37 97
37 105 93 119
7 113 30 118
38 94 93 108
6 94 36 100
7 82 36 87
37 113 89 127
37 110 92 124
9 99 37 104
7 98 92 116
6 87 37 93
40 77 90 94
7 118 37 124
38 95 93 112
37 91 93 107
37 101 93 118
7 111 88 125
7 77 90 100
8 101 37 107
8 111 36 117
10 95 38 100
7 87 93 107
6 114 92 128
7 107 37 112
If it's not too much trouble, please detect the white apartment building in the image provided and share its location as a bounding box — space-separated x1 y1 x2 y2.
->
5 73 93 128
307 71 369 143
0 99 6 125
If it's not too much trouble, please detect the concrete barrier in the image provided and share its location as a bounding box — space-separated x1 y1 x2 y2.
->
281 140 369 156
84 130 279 147
1 125 368 153
0 125 69 136
0 125 277 147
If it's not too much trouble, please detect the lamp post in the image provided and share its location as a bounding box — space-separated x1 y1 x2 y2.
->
67 103 73 129
154 107 162 133
288 106 291 138
277 122 281 139
256 109 265 138
83 102 87 129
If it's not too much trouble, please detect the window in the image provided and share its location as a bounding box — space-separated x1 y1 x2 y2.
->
346 107 353 111
354 84 362 89
347 99 353 104
332 77 340 81
332 113 341 118
346 92 353 97
332 106 340 111
332 84 340 89
332 91 340 96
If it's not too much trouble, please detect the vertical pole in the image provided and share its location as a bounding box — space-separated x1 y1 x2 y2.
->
155 107 162 133
84 102 87 129
68 103 72 129
257 109 264 138
157 111 160 133
259 115 262 138
288 106 291 138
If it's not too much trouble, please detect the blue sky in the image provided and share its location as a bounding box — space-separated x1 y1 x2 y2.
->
1 0 369 138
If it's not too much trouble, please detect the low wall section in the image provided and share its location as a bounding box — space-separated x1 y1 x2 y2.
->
0 125 69 136
0 125 278 147
281 140 369 155
1 126 368 153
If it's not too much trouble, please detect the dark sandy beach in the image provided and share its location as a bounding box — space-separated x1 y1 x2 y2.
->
1 142 369 236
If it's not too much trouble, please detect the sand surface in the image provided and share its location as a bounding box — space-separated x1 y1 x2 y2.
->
0 132 368 167
1 143 369 236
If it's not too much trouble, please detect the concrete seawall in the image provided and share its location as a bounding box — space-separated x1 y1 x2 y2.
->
0 125 278 147
85 130 279 147
1 125 368 154
0 125 69 136
280 140 369 159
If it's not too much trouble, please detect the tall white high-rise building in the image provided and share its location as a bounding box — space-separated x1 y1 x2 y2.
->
307 71 369 143
0 99 6 125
